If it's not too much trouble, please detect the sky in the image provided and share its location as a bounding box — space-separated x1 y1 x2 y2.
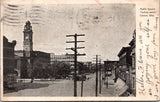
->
3 4 135 62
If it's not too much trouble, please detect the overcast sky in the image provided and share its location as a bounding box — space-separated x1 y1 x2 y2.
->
3 4 135 62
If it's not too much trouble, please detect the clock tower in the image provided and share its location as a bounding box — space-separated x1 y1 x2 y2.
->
23 21 33 57
23 21 33 78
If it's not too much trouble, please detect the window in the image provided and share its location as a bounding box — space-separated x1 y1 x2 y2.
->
133 77 135 88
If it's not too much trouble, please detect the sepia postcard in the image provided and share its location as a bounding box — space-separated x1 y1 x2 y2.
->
0 0 159 101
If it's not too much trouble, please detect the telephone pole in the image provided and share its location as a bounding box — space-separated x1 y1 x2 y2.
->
66 33 85 97
93 55 100 96
96 55 98 96
99 59 102 94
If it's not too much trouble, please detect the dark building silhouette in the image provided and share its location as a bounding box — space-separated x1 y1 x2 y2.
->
15 50 28 78
3 36 17 88
3 36 17 75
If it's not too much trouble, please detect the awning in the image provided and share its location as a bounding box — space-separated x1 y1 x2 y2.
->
114 78 129 96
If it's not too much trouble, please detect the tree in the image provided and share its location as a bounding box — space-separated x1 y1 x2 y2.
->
51 61 71 79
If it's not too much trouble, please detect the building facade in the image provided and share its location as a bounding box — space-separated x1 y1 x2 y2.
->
3 36 17 88
15 50 28 78
117 30 136 96
129 30 136 96
117 47 132 87
15 50 50 78
3 36 17 75
104 61 118 78
50 53 74 65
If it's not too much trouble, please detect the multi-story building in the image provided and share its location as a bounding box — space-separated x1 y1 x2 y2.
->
50 53 74 65
117 47 132 87
129 29 136 96
117 29 136 96
3 36 17 88
3 36 17 74
104 61 118 78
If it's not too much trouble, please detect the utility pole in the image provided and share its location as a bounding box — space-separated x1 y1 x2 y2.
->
81 77 84 97
99 59 101 94
95 55 98 96
66 33 85 97
93 55 100 96
106 65 108 88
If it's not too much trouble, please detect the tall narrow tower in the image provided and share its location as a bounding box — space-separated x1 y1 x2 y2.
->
23 21 33 56
23 21 33 78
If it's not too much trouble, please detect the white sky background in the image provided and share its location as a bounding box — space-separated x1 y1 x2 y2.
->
3 4 135 61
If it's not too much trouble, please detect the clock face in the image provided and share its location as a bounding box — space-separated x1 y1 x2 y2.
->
25 35 29 39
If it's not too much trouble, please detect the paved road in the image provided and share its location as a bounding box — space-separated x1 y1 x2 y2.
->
4 73 97 97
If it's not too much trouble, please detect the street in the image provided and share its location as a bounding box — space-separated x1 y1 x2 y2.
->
4 73 97 97
4 72 131 97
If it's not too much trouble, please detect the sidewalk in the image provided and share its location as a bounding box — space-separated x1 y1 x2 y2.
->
99 76 117 97
98 76 129 97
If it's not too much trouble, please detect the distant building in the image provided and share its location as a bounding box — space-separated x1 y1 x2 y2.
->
104 61 118 78
77 61 92 74
83 61 92 71
50 53 74 65
104 61 118 71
